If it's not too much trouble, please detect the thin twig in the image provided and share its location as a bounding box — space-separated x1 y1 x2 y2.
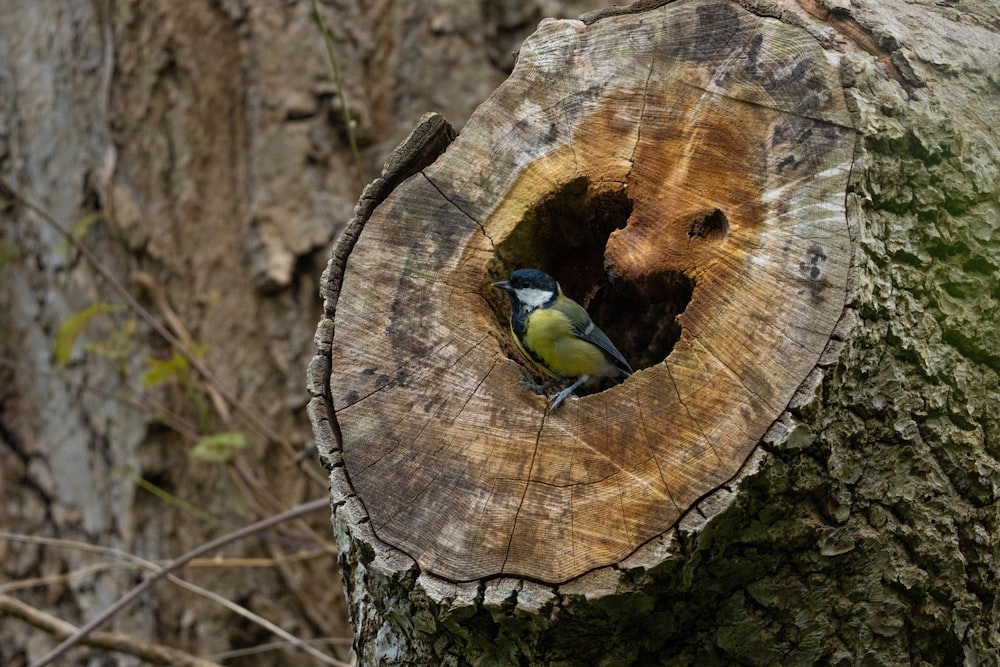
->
206 635 352 662
165 574 348 666
131 270 231 422
0 594 224 667
310 0 366 190
27 497 330 667
0 532 334 591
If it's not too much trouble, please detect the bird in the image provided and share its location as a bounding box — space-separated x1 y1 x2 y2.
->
492 268 633 411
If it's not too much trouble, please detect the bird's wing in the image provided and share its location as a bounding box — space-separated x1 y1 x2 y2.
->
560 299 634 376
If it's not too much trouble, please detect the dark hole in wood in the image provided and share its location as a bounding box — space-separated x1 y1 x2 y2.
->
687 207 729 241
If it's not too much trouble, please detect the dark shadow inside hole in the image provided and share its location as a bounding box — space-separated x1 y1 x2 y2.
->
588 270 693 377
492 177 632 291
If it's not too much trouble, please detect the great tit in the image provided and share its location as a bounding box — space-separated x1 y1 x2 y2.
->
493 268 633 411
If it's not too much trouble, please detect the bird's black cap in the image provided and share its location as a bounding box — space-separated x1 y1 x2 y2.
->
504 269 558 292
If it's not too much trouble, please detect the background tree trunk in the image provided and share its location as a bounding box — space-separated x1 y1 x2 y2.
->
0 1 607 664
310 0 1000 664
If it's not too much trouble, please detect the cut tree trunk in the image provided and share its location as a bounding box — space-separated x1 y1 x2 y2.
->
308 0 1000 664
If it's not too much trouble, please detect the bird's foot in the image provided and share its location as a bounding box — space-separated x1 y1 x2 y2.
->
546 376 589 412
519 377 554 394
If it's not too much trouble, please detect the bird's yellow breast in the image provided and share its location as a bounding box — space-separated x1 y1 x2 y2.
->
518 307 611 379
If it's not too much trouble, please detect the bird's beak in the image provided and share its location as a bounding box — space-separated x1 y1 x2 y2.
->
491 280 510 290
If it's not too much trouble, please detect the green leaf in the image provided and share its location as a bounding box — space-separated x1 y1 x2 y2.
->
55 212 103 255
190 431 248 463
142 351 190 388
54 303 123 365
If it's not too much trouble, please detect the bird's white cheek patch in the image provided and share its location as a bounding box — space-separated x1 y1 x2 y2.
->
515 288 554 308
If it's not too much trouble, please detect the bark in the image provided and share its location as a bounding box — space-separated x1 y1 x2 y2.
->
0 0 601 664
309 0 1000 664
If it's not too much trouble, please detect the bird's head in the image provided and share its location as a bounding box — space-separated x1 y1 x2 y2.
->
492 269 560 313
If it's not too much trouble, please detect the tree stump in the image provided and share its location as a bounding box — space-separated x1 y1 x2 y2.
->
321 0 853 583
309 0 1000 663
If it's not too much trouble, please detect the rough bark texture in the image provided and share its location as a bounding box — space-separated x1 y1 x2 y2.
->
0 1 603 664
309 0 1000 664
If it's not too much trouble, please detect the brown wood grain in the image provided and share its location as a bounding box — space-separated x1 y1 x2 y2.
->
329 0 856 583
